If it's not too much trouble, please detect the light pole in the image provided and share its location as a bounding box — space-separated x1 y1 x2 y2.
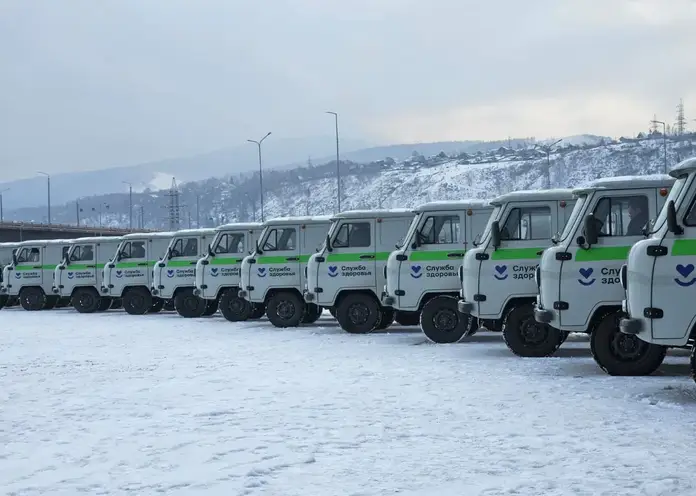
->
247 132 271 222
326 111 341 212
195 194 200 228
651 119 668 173
37 171 51 224
0 188 8 223
123 181 133 229
535 139 562 189
92 203 109 228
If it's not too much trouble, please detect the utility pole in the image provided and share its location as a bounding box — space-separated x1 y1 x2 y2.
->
247 132 271 222
0 188 8 223
305 187 310 216
651 119 668 173
93 203 109 228
76 200 81 226
140 205 145 229
534 139 562 189
37 172 51 224
326 111 341 212
123 181 133 228
245 192 256 222
196 194 200 227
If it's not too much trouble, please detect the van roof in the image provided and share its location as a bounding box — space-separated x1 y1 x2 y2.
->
215 222 263 232
0 242 23 248
121 231 176 240
331 209 413 220
669 157 696 178
572 174 675 196
413 200 492 213
491 189 574 205
16 239 76 246
72 236 123 243
263 215 333 226
172 228 217 236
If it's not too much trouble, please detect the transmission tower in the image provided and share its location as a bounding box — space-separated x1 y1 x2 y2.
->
675 98 687 135
163 178 185 230
649 114 658 134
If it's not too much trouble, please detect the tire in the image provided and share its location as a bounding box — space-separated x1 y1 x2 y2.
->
203 299 219 316
329 308 337 319
148 298 165 314
420 295 472 344
375 307 395 330
219 289 252 322
336 293 381 334
97 298 112 312
19 287 45 311
7 296 19 307
690 344 696 385
301 303 322 324
123 288 153 315
249 302 266 320
559 331 570 345
43 295 59 310
110 298 123 310
591 312 667 376
0 294 6 310
163 299 175 311
395 310 420 326
502 303 564 357
56 297 71 308
174 289 207 318
72 288 100 314
266 291 305 328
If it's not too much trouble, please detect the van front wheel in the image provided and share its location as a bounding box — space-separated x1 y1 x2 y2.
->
249 303 266 320
301 303 322 324
420 296 471 343
375 307 395 330
203 299 219 316
591 312 666 376
123 288 153 315
174 289 207 318
73 288 100 314
267 292 305 328
20 287 45 311
502 303 563 357
336 294 381 334
97 298 112 312
219 289 252 321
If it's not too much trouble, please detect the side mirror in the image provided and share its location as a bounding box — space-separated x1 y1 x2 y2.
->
583 214 599 246
666 200 684 235
207 243 215 257
255 240 263 254
491 221 501 249
325 234 333 252
166 246 174 260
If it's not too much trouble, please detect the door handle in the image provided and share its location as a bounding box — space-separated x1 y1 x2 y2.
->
447 252 465 258
359 254 375 259
137 263 149 266
86 265 96 268
189 261 197 265
286 256 299 261
536 250 544 256
32 265 42 269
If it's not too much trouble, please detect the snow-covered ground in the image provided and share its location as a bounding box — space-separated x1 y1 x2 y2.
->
2 309 696 495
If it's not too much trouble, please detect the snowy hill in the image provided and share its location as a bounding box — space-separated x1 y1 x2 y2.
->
6 133 695 229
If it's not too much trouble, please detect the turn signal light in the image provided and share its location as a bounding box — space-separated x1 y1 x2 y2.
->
659 188 668 197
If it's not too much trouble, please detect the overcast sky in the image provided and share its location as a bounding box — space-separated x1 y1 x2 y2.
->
1 0 695 180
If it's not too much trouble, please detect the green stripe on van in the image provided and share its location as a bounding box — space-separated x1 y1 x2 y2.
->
409 250 466 261
490 248 545 260
115 260 158 268
574 246 631 261
671 239 696 256
256 255 312 264
325 252 391 262
14 264 57 271
211 257 245 265
64 263 107 270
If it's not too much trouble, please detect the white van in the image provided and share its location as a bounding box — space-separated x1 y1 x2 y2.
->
102 231 175 315
152 228 217 318
457 189 576 344
304 210 413 333
2 239 74 311
194 222 263 321
0 242 22 310
619 158 696 377
533 175 673 372
239 216 332 328
382 200 493 339
54 236 123 313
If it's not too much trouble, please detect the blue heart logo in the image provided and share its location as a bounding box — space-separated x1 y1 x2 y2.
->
410 264 422 279
328 265 338 277
257 267 267 277
14 272 21 279
494 265 508 280
579 267 593 279
210 267 219 277
166 269 175 278
675 264 696 287
67 272 74 279
115 270 123 278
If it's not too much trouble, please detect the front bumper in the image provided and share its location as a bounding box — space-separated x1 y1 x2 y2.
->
457 300 474 314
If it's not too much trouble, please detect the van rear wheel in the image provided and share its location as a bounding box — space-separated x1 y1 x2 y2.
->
420 296 472 343
174 289 207 318
163 299 175 311
97 298 112 312
249 303 266 320
219 289 252 321
267 291 305 328
0 294 6 310
375 307 395 330
43 295 59 310
503 303 563 357
149 298 164 313
591 312 666 376
336 293 381 334
395 310 420 326
123 288 153 315
203 299 219 316
73 288 100 314
301 303 322 324
19 287 45 311
110 298 123 310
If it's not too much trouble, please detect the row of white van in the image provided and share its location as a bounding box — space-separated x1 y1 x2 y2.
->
2 158 696 380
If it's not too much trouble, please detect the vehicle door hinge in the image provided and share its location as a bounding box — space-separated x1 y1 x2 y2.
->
646 245 667 257
555 252 572 261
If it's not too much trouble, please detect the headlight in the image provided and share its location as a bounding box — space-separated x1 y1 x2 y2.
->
535 265 541 289
383 266 387 278
458 266 463 282
620 264 627 290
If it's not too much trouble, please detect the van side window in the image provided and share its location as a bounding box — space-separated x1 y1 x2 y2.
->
70 245 94 261
592 196 648 236
120 241 146 259
501 207 551 240
263 228 296 251
214 233 245 254
683 196 696 226
419 215 460 244
333 222 371 248
171 237 198 257
16 248 29 263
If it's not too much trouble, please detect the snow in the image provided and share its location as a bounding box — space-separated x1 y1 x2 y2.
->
2 309 696 495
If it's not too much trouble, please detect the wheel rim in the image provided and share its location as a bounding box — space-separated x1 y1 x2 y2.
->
80 293 95 308
348 302 370 325
609 331 647 362
184 296 199 312
433 308 458 332
519 316 549 345
228 298 245 314
131 295 145 310
276 300 296 321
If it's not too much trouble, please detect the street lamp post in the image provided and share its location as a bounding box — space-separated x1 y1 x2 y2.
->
37 171 51 224
534 139 563 189
651 119 668 173
0 188 8 223
123 181 133 229
247 132 271 222
326 111 341 212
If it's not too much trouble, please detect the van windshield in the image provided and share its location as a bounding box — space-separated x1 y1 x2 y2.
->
559 194 587 242
398 213 423 249
651 176 687 234
478 206 502 245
